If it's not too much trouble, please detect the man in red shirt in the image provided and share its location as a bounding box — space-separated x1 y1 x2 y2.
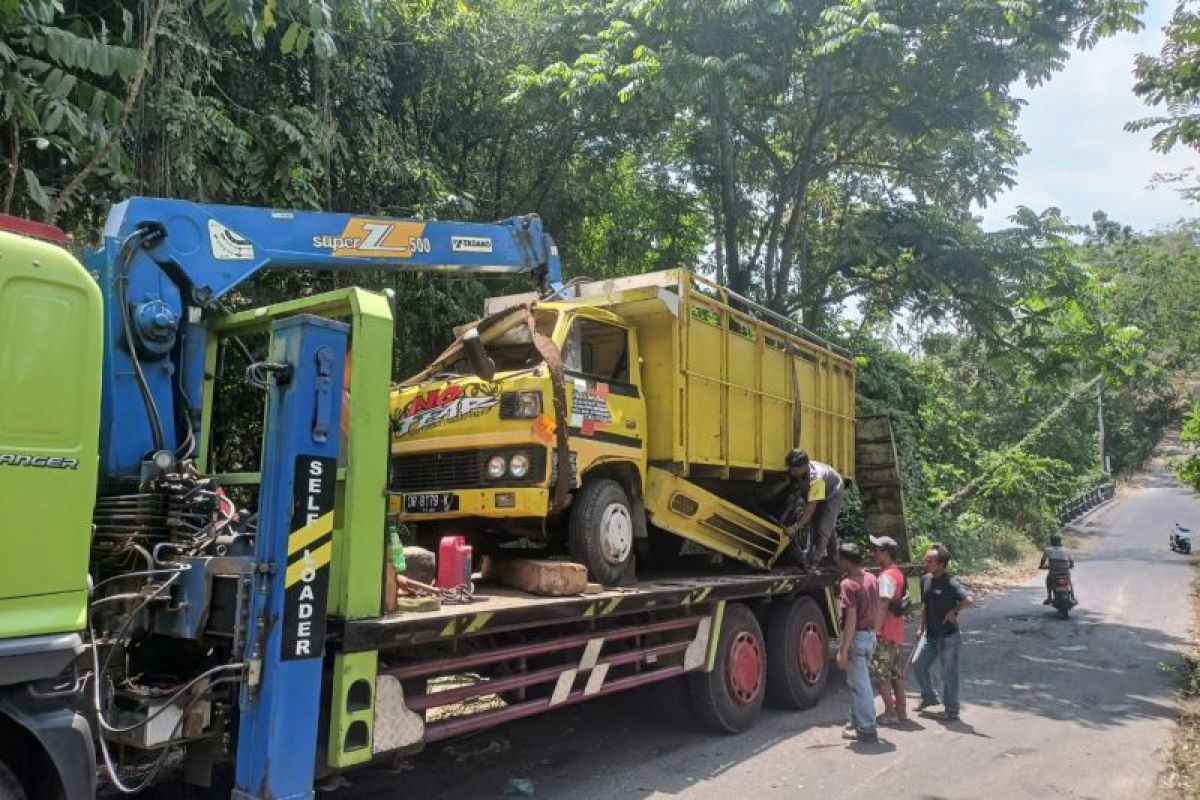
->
836 543 879 742
871 535 908 726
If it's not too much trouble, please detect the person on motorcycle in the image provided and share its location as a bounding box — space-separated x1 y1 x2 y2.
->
1039 533 1075 605
1171 524 1192 553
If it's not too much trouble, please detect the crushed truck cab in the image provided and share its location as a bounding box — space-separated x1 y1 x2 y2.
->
390 270 857 583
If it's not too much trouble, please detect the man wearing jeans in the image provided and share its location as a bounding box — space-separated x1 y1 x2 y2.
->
913 543 973 722
835 543 879 742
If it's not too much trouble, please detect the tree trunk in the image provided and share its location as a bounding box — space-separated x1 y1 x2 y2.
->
3 123 19 214
712 194 725 284
711 84 742 293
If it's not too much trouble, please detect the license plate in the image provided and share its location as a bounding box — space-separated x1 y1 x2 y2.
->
404 492 459 514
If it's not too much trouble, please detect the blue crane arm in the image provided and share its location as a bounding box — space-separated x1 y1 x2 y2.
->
88 197 563 482
100 197 562 300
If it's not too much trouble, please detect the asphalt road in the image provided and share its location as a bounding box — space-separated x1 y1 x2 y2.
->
334 460 1198 800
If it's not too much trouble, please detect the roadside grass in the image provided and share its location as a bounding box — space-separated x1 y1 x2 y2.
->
1162 571 1200 799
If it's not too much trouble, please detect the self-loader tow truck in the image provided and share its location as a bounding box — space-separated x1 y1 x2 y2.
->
0 200 911 800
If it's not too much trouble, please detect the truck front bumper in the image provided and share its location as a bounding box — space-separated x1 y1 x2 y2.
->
395 486 550 523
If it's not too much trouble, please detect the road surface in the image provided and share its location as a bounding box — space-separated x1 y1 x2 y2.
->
335 461 1198 799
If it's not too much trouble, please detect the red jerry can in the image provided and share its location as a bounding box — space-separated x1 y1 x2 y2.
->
437 535 473 589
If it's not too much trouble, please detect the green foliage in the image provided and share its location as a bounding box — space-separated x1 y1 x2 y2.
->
1180 402 1200 494
1128 2 1200 198
3 0 1195 573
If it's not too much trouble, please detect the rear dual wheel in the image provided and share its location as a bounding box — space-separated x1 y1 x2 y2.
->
687 598 830 734
688 603 767 733
765 597 830 709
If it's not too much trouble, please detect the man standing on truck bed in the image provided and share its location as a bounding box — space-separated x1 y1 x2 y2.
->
782 448 846 570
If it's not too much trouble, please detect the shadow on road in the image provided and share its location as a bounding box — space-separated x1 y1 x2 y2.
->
961 593 1187 731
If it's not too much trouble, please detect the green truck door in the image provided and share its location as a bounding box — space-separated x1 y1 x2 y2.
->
0 230 102 638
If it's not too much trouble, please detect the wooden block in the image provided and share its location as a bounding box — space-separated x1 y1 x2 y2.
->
583 583 604 595
395 596 440 613
482 556 588 597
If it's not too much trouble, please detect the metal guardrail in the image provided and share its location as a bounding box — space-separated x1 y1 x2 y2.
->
1057 482 1115 525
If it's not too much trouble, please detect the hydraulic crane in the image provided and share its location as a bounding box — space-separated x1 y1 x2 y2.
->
0 198 561 800
91 197 562 483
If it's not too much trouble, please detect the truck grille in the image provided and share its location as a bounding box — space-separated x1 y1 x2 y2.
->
392 448 547 492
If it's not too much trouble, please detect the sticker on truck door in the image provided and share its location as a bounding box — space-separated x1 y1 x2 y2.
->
282 455 336 661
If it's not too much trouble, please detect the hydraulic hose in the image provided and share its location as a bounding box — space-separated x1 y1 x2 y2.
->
113 225 168 455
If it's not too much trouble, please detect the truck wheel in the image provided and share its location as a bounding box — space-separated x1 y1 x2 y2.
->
569 479 634 585
765 597 829 709
687 603 766 734
0 757 26 800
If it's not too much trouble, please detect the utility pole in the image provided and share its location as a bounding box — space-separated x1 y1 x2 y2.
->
1097 380 1107 475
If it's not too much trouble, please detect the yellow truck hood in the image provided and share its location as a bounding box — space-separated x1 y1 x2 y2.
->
390 372 549 447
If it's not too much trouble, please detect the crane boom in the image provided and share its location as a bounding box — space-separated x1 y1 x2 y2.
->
87 197 563 481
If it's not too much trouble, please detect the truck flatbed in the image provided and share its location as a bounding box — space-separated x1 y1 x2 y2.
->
336 568 840 652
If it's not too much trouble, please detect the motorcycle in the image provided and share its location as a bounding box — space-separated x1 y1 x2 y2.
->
1049 571 1076 619
1170 524 1192 555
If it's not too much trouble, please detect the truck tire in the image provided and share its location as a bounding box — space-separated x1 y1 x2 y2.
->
687 603 766 734
569 479 635 585
0 757 26 800
765 596 829 709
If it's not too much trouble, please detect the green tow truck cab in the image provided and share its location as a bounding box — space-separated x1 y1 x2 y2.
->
0 217 101 800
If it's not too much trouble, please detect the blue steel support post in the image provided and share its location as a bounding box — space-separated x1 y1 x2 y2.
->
233 314 348 800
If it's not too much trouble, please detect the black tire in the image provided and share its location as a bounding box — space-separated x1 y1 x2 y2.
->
765 597 830 709
0 758 26 800
776 523 809 568
569 479 635 585
687 603 766 734
1058 605 1070 620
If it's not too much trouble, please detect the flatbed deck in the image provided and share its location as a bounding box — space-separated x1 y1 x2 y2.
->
336 568 840 652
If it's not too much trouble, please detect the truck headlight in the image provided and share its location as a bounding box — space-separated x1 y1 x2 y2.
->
509 453 530 478
485 455 508 479
500 391 542 419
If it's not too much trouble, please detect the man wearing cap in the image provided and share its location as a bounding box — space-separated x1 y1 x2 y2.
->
870 535 908 725
835 542 879 742
781 448 845 570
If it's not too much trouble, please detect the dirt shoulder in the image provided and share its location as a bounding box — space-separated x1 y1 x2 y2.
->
1161 569 1200 799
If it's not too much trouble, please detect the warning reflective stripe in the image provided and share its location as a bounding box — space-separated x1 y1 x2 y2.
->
463 613 493 634
583 664 609 695
285 541 333 588
288 511 335 556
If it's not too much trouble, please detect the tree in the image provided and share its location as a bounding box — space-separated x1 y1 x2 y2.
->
517 0 1143 331
1128 1 1200 200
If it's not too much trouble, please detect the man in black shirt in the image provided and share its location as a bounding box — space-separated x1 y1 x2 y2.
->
912 543 973 721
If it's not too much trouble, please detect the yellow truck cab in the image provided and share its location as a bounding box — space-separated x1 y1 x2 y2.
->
390 270 856 584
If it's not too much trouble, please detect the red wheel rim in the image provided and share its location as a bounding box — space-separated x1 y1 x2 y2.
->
726 631 764 705
798 622 825 684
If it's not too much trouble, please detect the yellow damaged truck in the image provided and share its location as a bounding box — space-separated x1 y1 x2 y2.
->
390 270 857 583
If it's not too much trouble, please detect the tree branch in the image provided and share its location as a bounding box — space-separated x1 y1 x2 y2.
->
46 0 168 224
3 123 19 215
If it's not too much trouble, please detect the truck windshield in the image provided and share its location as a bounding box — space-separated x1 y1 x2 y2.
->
450 309 558 375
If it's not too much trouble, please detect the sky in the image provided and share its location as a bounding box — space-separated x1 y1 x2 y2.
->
976 0 1198 232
